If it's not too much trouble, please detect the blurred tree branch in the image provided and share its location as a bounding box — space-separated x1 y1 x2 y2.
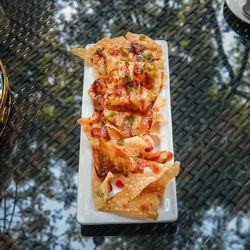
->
7 182 18 232
228 47 249 96
207 0 235 79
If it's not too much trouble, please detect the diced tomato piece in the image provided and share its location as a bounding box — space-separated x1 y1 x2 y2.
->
100 125 110 140
145 146 153 152
91 128 101 137
152 163 160 173
141 204 149 211
130 42 145 54
132 165 144 174
139 160 149 168
141 117 152 130
116 180 124 188
165 152 173 162
132 160 149 174
94 94 105 110
97 47 104 57
143 72 154 89
146 47 157 51
141 118 149 129
122 203 128 208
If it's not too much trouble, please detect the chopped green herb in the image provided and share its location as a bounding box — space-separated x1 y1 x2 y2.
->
139 35 146 40
118 163 123 170
143 53 153 60
154 213 158 220
142 51 153 60
131 99 140 106
96 192 104 198
107 111 116 122
131 129 139 136
99 153 108 164
121 47 129 55
117 139 124 146
126 113 135 124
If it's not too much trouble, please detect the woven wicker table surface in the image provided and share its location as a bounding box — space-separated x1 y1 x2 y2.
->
0 0 249 249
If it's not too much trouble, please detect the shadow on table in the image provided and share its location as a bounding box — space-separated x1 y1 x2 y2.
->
81 222 177 236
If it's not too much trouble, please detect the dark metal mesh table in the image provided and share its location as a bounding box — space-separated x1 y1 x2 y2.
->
0 0 249 249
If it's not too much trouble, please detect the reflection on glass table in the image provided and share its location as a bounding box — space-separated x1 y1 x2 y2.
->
0 0 249 249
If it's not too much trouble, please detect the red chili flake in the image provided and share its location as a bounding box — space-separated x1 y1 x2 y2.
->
141 204 149 211
92 78 105 93
97 47 104 57
112 48 120 56
116 180 124 188
143 72 154 89
122 203 128 208
152 163 160 173
130 42 145 54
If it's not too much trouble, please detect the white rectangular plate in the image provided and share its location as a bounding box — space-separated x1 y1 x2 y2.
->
77 40 177 224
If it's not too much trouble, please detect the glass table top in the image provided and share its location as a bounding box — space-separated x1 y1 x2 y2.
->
0 0 249 249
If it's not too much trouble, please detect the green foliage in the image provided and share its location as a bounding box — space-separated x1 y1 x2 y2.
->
178 11 185 22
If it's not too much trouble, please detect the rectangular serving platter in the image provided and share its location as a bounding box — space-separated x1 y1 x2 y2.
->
77 40 178 224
